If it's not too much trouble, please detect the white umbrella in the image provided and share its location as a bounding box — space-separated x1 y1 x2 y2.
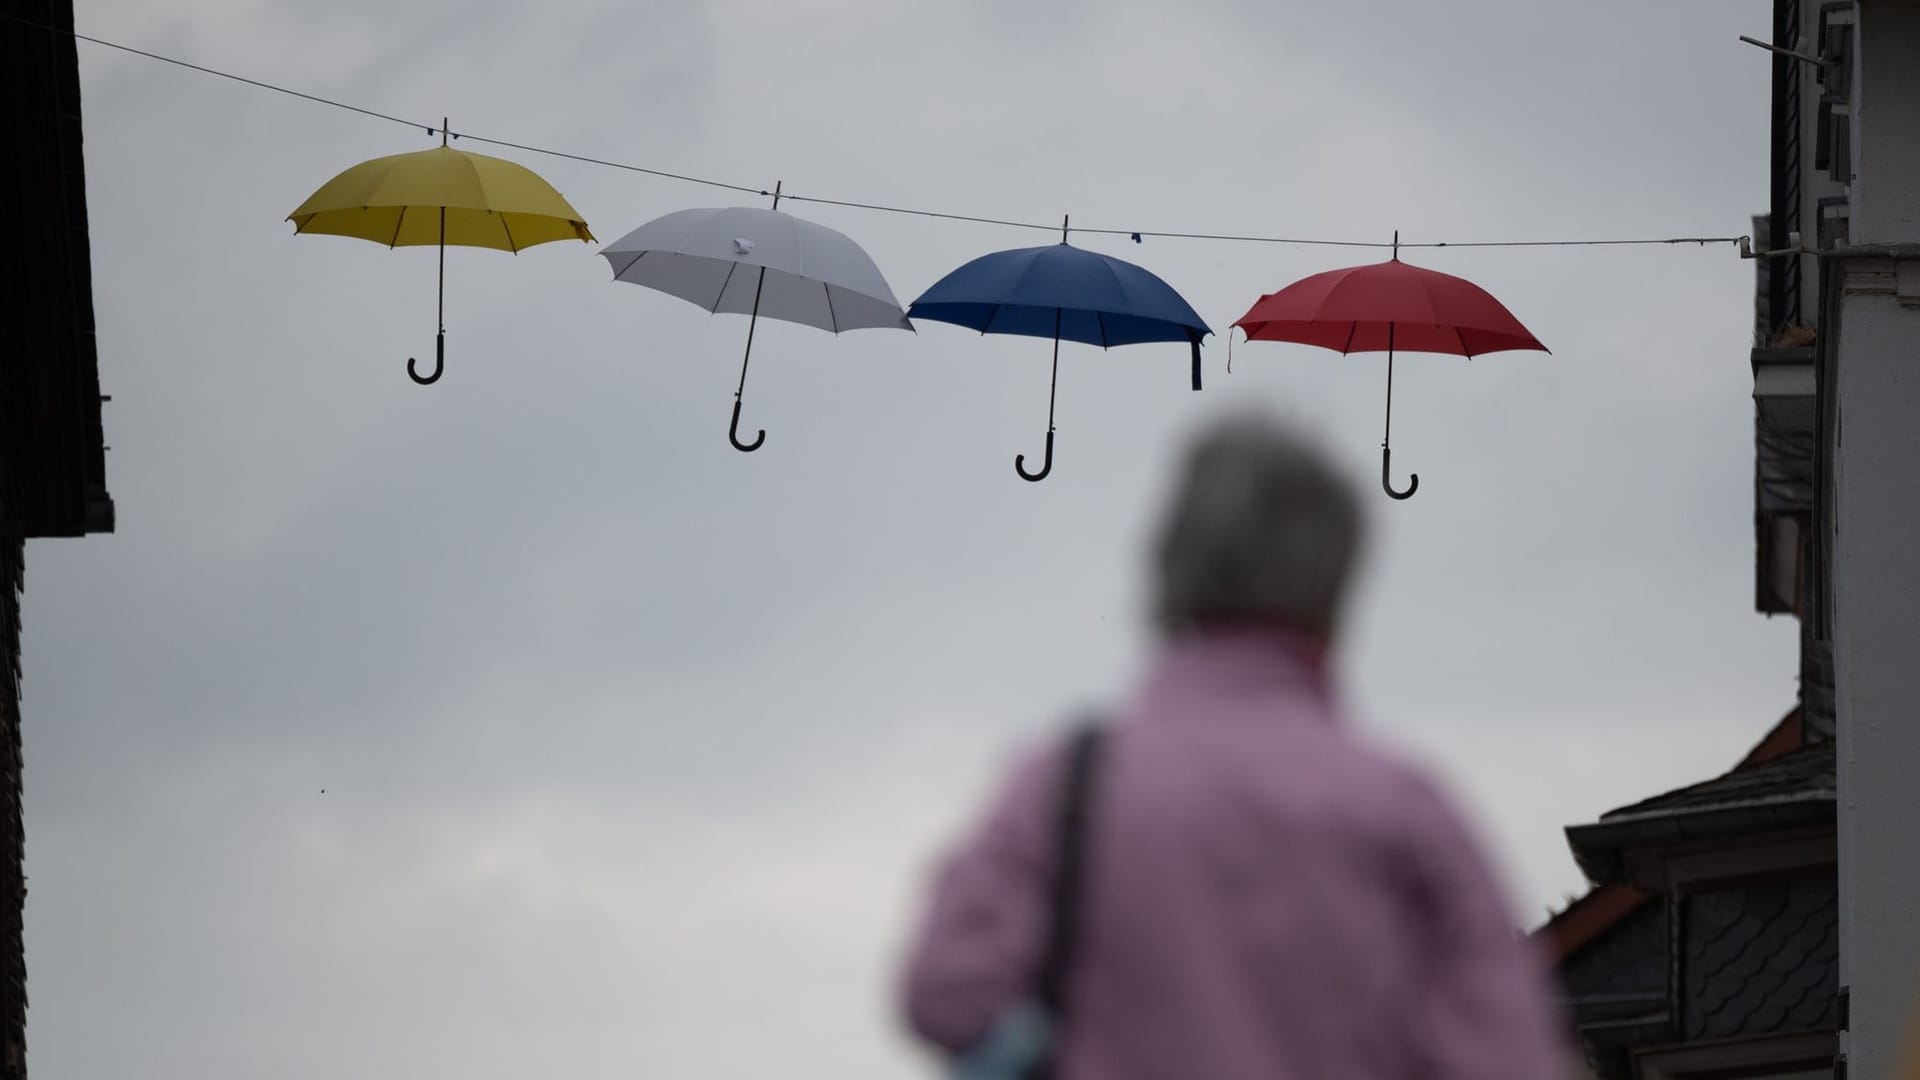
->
600 187 912 452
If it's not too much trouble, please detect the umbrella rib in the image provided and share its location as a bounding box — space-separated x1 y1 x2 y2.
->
500 213 518 254
982 303 1004 335
823 282 840 334
715 258 743 315
1340 320 1359 356
388 205 406 250
1097 311 1109 349
787 212 807 283
978 304 999 336
1095 256 1134 335
614 251 647 281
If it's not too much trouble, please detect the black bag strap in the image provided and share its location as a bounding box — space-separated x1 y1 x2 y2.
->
1034 721 1105 1018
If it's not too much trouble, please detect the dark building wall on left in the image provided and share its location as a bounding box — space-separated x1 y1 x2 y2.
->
0 483 23 1080
3 3 118 1077
2 0 115 540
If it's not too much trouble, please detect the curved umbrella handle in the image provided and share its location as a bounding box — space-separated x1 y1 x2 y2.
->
1016 430 1055 483
729 398 766 453
1382 445 1419 500
408 331 445 385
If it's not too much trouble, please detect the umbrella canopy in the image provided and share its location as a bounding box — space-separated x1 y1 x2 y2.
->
289 145 593 251
601 205 911 332
1234 258 1545 357
1233 238 1547 499
909 226 1210 481
599 191 912 453
909 242 1210 354
288 128 592 384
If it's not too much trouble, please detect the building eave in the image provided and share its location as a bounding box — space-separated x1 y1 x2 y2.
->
1566 795 1835 888
1 1 114 537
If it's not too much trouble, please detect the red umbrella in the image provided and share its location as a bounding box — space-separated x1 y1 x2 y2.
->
1232 234 1548 499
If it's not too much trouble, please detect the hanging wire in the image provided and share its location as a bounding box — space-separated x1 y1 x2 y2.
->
1072 227 1399 248
0 11 427 131
447 132 772 197
781 193 1056 234
3 11 1750 253
1410 236 1738 249
1070 227 1743 250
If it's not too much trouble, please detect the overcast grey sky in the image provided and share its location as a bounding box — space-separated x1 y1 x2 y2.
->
22 1 1791 1076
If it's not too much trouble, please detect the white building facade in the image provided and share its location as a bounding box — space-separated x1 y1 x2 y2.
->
1758 1 1920 1075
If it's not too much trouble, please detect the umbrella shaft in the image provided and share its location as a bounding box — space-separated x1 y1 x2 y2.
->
1383 324 1396 447
1047 309 1062 431
437 206 447 334
737 265 769 399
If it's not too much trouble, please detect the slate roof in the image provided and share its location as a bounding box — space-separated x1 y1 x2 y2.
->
1551 717 1840 1079
1554 869 1840 1080
1601 742 1834 820
1684 875 1839 1041
1562 896 1668 1002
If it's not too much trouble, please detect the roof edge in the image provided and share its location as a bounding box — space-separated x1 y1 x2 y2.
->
1568 797 1835 886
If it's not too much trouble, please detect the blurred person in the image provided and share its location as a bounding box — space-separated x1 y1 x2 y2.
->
897 410 1568 1079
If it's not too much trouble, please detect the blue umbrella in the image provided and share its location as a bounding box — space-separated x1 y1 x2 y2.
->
909 218 1211 481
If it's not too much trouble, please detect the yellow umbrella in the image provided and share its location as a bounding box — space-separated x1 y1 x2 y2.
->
288 122 593 383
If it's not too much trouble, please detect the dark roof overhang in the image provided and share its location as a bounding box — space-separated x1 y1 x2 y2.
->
1565 743 1836 889
2 1 114 537
1566 795 1835 887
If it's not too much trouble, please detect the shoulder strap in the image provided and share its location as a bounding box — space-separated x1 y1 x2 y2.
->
1034 720 1105 1017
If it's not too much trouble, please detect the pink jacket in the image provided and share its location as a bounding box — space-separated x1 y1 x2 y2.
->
899 627 1568 1079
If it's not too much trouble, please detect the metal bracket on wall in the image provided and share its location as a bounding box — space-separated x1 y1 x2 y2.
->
1740 234 1819 260
1739 33 1833 67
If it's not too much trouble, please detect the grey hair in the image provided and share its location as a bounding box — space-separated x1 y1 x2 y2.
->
1151 411 1367 637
